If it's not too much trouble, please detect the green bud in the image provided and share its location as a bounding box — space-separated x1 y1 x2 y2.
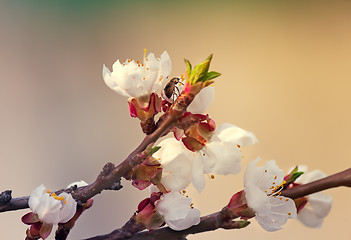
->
186 54 220 85
150 146 161 155
291 171 304 182
184 59 192 75
206 71 221 81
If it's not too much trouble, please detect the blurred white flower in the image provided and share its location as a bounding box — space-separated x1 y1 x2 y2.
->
155 123 257 192
156 191 200 231
244 159 297 231
28 184 77 225
103 50 171 98
294 166 332 228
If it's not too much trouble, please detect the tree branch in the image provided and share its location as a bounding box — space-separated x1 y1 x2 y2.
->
84 167 351 240
281 168 351 199
0 89 196 212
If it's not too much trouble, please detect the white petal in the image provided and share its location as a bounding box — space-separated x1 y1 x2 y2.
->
35 194 62 224
297 169 327 184
58 193 77 223
187 85 214 114
297 207 324 228
102 63 130 97
166 208 201 231
213 123 258 146
256 196 297 232
66 180 88 188
156 192 192 220
245 184 271 216
205 141 242 175
308 193 332 218
191 154 206 192
297 192 332 228
28 184 46 212
244 159 284 195
155 138 192 191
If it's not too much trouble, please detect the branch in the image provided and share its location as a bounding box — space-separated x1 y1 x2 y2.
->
0 89 196 212
84 207 247 240
83 214 145 240
281 167 351 199
84 167 351 240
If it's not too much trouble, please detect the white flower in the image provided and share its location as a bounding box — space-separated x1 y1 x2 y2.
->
187 85 215 114
155 123 257 192
294 166 332 228
244 158 297 231
156 191 200 231
28 184 77 225
103 51 171 98
66 180 88 188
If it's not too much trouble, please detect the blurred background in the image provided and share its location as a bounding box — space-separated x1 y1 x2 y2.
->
0 0 350 239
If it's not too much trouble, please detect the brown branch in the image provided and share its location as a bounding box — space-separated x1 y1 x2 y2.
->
84 167 351 240
83 214 145 240
0 89 196 213
83 207 247 240
281 168 351 199
0 196 29 212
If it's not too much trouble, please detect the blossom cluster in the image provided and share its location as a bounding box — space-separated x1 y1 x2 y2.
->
21 50 333 238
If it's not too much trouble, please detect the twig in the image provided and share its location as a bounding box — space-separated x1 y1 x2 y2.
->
0 89 196 212
85 167 351 240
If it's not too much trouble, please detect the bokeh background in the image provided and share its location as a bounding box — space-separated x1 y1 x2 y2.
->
0 0 350 239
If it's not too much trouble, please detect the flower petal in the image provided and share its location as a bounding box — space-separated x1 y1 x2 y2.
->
154 138 192 191
156 192 192 220
255 196 296 232
58 193 77 223
28 184 46 213
244 159 284 195
213 123 258 146
191 153 206 192
205 141 242 175
66 180 88 188
166 208 201 231
187 85 214 114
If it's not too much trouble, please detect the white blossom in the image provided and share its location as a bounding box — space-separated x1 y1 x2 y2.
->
294 166 332 228
103 51 171 98
244 158 297 231
155 123 257 192
66 180 88 188
156 191 200 231
28 184 77 225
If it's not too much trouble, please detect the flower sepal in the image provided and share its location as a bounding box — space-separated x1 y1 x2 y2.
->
22 212 53 240
135 192 165 230
284 166 304 186
129 93 162 135
227 190 255 220
125 156 167 193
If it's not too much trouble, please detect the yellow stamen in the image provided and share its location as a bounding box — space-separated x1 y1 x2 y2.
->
54 196 64 201
182 190 186 194
210 175 215 179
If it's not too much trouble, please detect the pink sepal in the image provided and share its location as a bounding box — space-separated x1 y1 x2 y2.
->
22 212 39 225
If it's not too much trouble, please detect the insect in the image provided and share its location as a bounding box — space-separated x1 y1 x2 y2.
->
162 77 183 102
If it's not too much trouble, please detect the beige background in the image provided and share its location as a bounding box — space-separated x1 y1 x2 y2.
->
0 0 350 239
